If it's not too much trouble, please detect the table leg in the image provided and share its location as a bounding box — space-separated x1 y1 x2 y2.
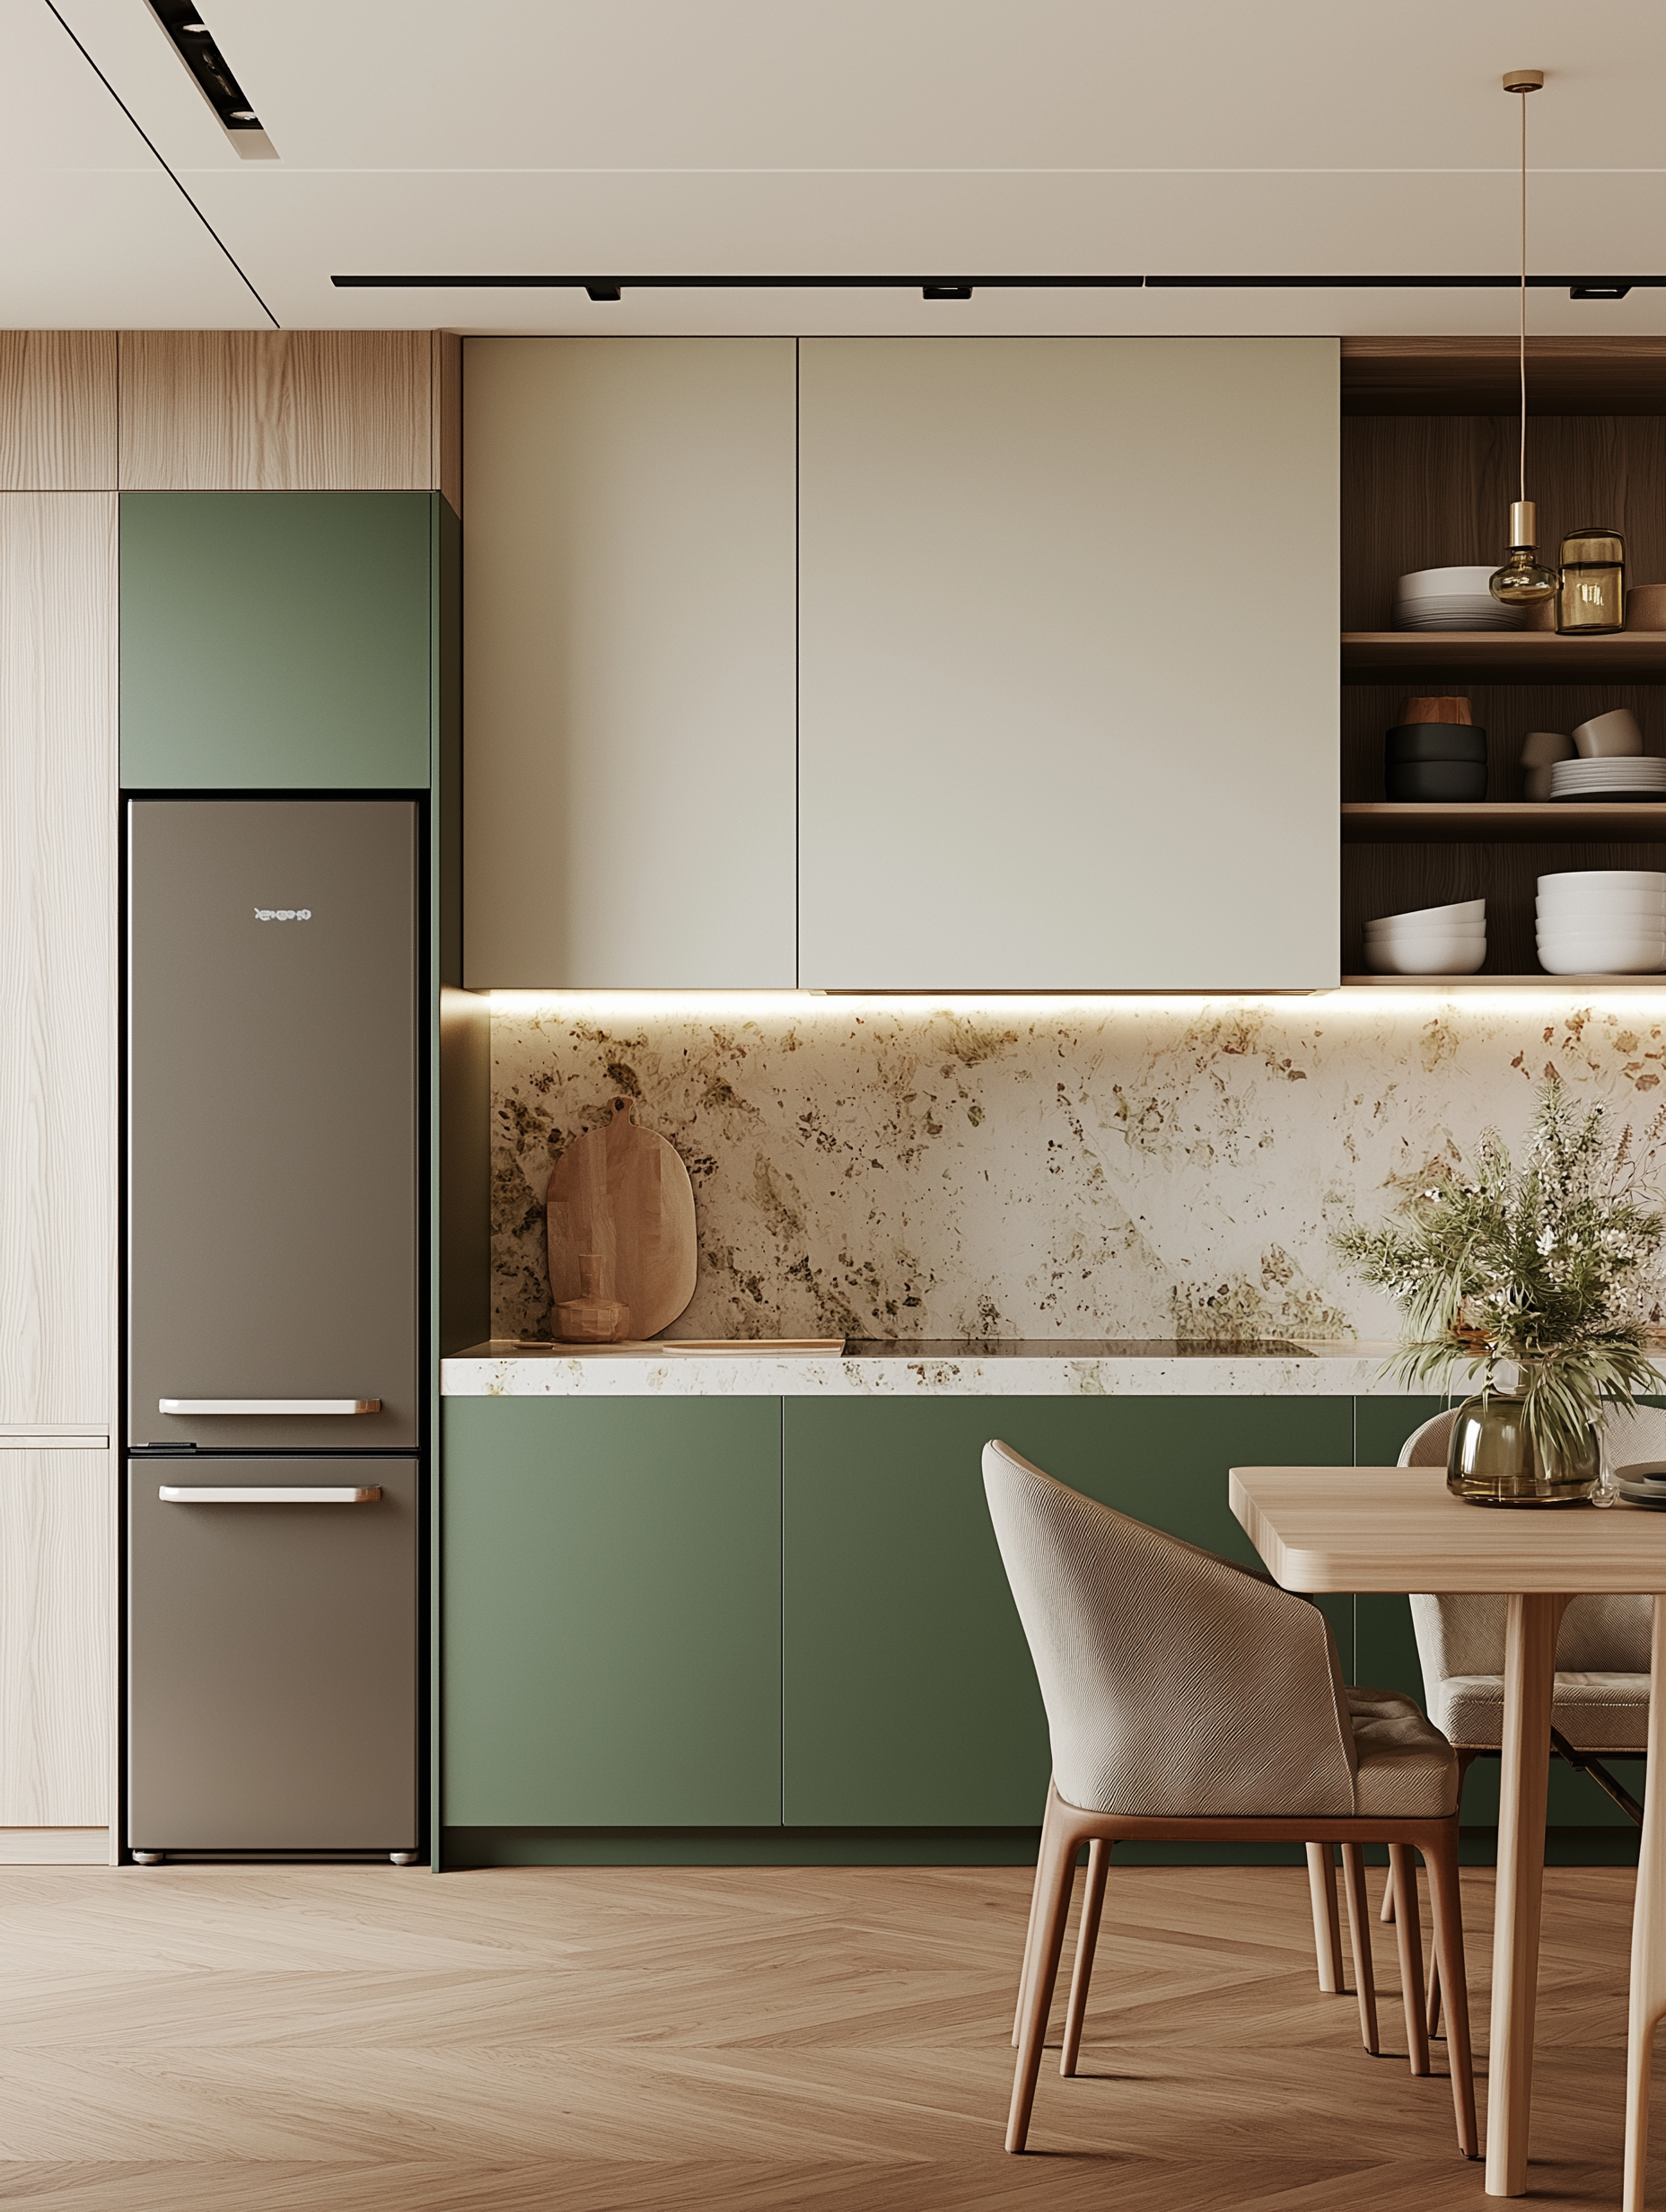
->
1486 1590 1568 2198
1623 1594 1666 2212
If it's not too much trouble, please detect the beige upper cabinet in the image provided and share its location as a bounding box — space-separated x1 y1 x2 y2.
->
797 338 1339 991
463 338 798 988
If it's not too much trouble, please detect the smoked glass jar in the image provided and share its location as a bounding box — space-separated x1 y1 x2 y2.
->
1557 525 1627 635
1445 1384 1600 1506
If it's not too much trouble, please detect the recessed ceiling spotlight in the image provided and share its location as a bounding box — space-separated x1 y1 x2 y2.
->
923 284 973 300
145 0 276 158
1572 284 1631 300
586 285 622 302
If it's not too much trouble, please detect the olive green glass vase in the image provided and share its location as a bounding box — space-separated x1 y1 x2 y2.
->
1445 1387 1600 1507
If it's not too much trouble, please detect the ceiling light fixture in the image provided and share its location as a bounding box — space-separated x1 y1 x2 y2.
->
1489 68 1559 609
145 0 276 159
923 283 973 300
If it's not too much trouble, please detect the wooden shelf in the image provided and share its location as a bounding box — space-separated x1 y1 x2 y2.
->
1344 974 1666 988
1343 802 1666 844
1342 631 1666 680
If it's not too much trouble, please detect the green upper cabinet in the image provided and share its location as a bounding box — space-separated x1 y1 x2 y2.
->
783 1395 1354 1828
120 492 434 789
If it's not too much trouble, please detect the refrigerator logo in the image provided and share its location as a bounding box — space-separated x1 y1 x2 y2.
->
254 908 312 922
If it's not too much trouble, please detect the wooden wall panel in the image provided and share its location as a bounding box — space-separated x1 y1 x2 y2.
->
118 331 433 490
0 335 117 490
0 1448 112 1828
0 495 118 1426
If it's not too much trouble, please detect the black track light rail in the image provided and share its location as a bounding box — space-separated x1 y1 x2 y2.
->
331 272 1655 296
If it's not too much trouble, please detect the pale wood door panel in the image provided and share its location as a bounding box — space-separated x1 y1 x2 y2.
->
118 332 433 491
798 337 1341 991
0 493 118 1426
0 336 117 491
461 336 797 987
0 1450 111 1826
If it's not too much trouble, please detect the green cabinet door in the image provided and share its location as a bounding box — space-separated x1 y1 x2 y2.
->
443 1399 782 1826
120 492 433 788
783 1395 1353 1827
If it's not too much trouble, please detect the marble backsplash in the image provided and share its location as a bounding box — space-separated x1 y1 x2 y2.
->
489 996 1666 1345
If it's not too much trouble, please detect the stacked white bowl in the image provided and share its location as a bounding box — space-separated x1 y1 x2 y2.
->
1537 872 1666 975
1392 566 1527 632
1364 900 1486 975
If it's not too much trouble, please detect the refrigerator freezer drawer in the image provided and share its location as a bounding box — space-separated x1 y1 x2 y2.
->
127 1455 418 1853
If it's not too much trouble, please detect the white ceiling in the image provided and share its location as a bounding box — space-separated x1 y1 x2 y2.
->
7 0 1666 332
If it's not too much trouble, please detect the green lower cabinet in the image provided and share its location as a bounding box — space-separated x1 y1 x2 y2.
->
442 1399 782 1826
782 1395 1354 1828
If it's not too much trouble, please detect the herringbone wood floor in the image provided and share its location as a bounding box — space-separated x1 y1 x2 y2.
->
0 1859 1654 2208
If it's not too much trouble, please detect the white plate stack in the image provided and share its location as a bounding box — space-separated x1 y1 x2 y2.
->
1537 872 1666 974
1549 758 1666 801
1364 900 1486 975
1392 566 1527 632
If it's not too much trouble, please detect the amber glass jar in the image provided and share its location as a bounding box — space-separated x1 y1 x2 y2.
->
1445 1385 1599 1506
1557 526 1627 635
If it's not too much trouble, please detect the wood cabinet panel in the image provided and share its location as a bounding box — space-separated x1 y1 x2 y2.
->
461 337 797 988
0 336 117 490
0 1449 112 1827
118 332 432 491
442 1399 782 1826
783 1396 1353 1828
0 495 118 1426
798 338 1340 991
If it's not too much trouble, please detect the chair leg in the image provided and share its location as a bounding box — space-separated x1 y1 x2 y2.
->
1306 1841 1344 1993
1060 1839 1109 2076
1381 1874 1397 1924
1427 1944 1443 2039
1340 1843 1380 2054
1425 1826 1479 2159
1013 1785 1059 2047
1007 1798 1083 2153
1389 1844 1432 2077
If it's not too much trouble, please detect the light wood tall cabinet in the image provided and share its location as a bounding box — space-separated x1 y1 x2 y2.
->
0 482 118 1858
461 338 798 988
797 338 1341 991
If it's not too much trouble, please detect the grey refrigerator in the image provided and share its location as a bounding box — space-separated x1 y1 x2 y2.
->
126 798 421 1858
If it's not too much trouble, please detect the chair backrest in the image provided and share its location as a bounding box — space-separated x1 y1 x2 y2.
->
981 1438 1357 1819
1399 1404 1656 1679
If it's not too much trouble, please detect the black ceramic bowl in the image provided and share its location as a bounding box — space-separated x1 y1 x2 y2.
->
1385 723 1487 764
1386 757 1488 802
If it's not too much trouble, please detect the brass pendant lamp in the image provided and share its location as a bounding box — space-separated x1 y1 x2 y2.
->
1489 67 1560 606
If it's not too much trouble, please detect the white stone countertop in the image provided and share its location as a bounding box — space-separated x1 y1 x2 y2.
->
439 1338 1469 1399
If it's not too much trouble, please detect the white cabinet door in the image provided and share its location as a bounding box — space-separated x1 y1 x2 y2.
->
798 339 1339 991
463 338 797 988
0 1448 111 1831
0 494 118 1420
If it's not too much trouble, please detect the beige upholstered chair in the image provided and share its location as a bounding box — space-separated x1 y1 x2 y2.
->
1388 1402 1658 2025
983 1438 1477 2159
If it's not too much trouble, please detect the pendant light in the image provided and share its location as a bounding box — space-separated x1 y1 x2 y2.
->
1489 67 1560 606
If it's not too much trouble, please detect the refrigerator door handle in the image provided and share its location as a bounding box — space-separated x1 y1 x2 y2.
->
159 1485 384 1505
157 1398 382 1416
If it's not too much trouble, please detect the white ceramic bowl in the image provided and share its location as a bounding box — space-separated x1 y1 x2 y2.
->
1366 934 1487 976
1538 891 1666 921
1539 871 1666 893
1537 929 1666 975
1367 917 1486 938
1396 566 1504 600
1366 900 1485 928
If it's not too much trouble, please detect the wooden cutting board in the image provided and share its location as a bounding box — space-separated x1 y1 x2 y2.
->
546 1099 697 1341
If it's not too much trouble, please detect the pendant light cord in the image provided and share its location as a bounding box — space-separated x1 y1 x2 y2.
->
1518 86 1528 505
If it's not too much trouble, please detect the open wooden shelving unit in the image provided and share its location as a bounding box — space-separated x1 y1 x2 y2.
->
1339 338 1666 988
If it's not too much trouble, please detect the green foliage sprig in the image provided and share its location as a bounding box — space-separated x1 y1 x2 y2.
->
1334 1074 1665 1475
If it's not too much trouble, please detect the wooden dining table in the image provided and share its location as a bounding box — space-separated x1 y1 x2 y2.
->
1231 1464 1666 2207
